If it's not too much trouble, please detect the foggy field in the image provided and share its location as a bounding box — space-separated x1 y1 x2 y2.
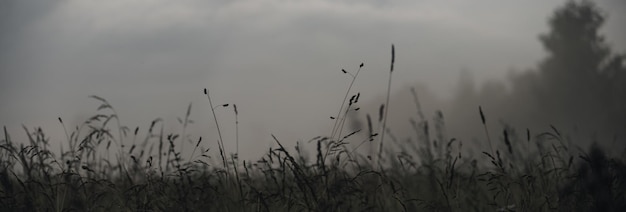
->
2 90 625 211
2 0 626 211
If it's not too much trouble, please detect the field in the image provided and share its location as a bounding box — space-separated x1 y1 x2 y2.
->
1 48 626 212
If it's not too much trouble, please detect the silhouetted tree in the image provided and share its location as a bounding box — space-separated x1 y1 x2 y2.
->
529 0 626 134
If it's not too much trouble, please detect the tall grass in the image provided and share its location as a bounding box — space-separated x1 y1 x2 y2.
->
1 45 625 211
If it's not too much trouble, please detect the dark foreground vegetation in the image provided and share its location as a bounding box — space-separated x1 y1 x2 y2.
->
1 95 626 212
1 1 625 211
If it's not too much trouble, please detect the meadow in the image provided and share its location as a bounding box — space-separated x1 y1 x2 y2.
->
1 46 626 212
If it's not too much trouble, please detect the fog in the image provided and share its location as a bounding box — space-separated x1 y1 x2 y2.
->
1 0 625 161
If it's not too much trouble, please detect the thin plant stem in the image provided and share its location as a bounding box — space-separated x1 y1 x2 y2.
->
204 88 229 172
378 44 395 161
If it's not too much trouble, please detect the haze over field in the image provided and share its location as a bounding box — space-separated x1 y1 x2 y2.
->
1 0 625 160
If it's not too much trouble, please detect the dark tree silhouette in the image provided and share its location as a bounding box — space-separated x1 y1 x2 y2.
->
528 0 626 135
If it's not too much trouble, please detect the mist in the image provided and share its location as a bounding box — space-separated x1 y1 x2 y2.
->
1 0 625 161
350 1 626 158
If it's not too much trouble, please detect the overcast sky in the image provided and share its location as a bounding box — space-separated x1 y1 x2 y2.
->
1 0 625 160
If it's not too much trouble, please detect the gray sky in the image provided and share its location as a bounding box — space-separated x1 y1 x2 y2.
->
1 0 625 160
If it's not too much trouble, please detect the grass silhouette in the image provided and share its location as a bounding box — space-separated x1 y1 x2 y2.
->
1 45 625 211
